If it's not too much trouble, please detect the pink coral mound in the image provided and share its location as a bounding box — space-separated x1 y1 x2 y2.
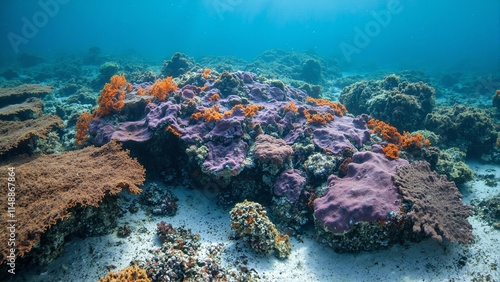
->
314 148 408 233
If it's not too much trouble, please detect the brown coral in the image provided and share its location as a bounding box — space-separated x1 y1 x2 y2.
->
394 161 473 243
253 134 293 165
99 265 151 282
0 140 145 263
0 97 43 120
0 114 63 155
0 84 53 104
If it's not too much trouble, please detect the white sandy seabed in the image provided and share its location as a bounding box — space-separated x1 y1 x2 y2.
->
8 161 500 282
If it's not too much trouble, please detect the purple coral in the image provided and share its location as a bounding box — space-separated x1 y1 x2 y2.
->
312 115 370 154
314 148 408 233
274 169 306 202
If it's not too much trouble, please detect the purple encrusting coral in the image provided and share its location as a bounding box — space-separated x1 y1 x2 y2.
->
313 145 408 233
88 71 370 179
274 169 306 202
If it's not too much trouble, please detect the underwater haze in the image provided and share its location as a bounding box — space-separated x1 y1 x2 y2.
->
1 0 499 72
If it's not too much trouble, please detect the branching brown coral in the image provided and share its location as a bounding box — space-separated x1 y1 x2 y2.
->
253 134 293 165
0 114 63 155
0 84 53 104
0 140 145 263
394 161 473 243
0 97 43 120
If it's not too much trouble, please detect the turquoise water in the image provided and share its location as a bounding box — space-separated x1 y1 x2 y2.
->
1 0 499 72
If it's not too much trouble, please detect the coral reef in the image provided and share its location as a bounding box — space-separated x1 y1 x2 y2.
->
143 222 232 281
253 134 293 173
424 104 497 156
0 84 53 104
74 112 93 146
146 77 178 101
161 52 195 78
95 74 131 117
0 97 43 120
230 200 291 258
493 89 500 111
99 265 151 282
303 152 340 180
0 114 63 156
313 146 408 233
273 169 306 203
339 74 435 131
367 118 431 159
394 161 473 243
435 148 474 184
244 49 341 84
0 140 145 263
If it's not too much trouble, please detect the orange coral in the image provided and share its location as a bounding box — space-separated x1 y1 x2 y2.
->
382 143 400 159
137 86 145 96
166 125 182 137
149 76 178 101
209 93 220 102
225 104 264 117
306 97 347 116
241 104 264 117
191 104 264 123
99 265 151 282
303 109 334 125
400 131 431 149
191 105 224 123
367 118 431 159
95 74 129 117
367 118 403 144
283 102 298 113
75 112 93 145
203 68 211 79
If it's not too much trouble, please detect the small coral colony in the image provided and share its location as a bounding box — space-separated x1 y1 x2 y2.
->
0 51 499 281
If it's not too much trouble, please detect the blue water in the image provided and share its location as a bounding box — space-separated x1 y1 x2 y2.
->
1 0 499 72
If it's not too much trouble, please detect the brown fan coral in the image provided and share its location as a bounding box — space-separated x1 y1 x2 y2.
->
0 114 63 156
394 161 473 243
0 140 145 263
